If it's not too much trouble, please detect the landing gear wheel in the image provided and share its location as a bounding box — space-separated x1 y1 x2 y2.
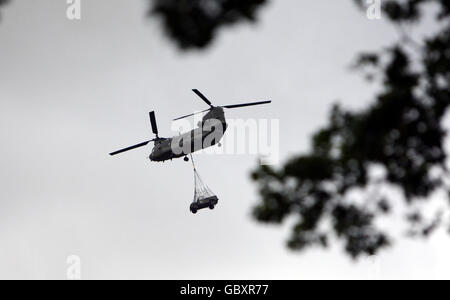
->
184 156 189 162
209 205 215 210
218 143 222 147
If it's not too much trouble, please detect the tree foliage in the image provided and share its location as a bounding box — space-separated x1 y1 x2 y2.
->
149 0 268 49
0 0 9 20
0 0 267 49
252 0 450 258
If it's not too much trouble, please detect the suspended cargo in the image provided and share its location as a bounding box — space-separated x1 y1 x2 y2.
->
189 155 219 214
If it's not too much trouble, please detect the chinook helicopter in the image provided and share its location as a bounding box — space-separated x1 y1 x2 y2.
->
109 89 271 162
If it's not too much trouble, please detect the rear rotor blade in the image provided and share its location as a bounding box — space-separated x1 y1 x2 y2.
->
173 108 211 121
192 89 213 107
149 111 158 136
222 100 272 109
109 140 153 156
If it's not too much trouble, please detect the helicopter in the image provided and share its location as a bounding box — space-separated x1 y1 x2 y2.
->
109 89 271 162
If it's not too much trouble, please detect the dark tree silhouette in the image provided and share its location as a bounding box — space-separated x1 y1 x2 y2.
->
0 0 9 20
0 0 267 49
252 0 450 258
149 0 268 49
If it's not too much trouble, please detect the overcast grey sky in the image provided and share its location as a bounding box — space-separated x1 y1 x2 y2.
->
0 0 449 279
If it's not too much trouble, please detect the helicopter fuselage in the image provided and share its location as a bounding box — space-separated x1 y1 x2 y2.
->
149 107 227 162
109 89 270 160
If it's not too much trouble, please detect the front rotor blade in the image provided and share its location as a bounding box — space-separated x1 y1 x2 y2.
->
192 89 213 107
149 111 158 136
173 108 211 121
222 100 272 109
109 140 153 156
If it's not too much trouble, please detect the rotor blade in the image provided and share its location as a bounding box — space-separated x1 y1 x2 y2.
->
109 140 153 156
222 100 272 109
149 111 158 136
192 89 213 107
173 108 211 121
